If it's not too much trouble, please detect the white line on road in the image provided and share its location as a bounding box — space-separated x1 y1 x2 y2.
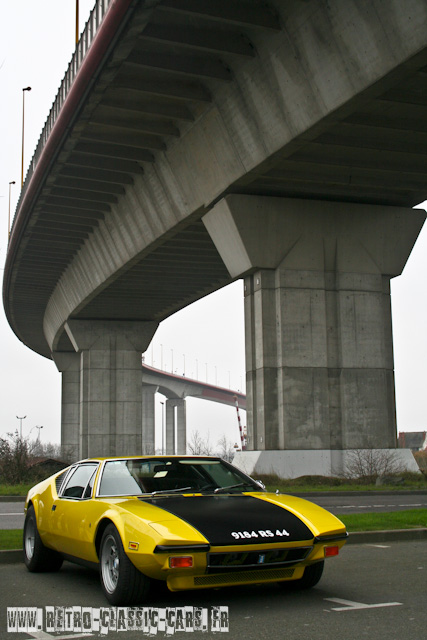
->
366 544 390 548
325 598 402 612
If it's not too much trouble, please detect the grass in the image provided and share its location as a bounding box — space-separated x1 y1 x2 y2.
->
257 471 427 494
0 484 31 496
340 509 427 532
0 529 22 550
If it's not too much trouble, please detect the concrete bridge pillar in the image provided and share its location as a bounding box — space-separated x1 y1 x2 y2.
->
165 400 175 454
141 385 158 454
63 319 158 458
165 398 186 455
53 352 80 461
204 195 425 473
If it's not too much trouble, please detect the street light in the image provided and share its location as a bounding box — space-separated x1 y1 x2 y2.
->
16 415 27 439
76 0 79 44
29 425 43 443
21 87 32 187
8 181 15 241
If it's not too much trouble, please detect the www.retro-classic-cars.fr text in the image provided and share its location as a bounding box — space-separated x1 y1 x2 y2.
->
6 606 230 635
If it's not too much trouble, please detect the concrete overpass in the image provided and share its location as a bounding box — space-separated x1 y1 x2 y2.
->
3 0 427 473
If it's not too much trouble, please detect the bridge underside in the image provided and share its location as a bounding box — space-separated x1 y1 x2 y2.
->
4 0 427 463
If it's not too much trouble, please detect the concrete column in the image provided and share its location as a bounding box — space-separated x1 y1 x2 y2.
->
204 195 425 452
142 385 158 454
53 352 81 460
176 399 187 454
165 400 176 454
65 319 158 457
165 398 186 454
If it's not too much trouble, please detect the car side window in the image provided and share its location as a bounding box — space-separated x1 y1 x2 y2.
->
60 463 98 499
83 467 98 499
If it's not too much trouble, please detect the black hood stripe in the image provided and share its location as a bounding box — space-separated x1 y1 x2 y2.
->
143 495 313 546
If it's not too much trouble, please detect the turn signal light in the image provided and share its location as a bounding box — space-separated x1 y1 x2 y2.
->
324 545 339 557
169 556 193 568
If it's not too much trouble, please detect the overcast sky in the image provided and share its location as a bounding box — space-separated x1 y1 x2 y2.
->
1 1 426 452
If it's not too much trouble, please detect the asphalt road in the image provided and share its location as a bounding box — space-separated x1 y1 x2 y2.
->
1 493 427 530
309 492 427 514
0 541 426 640
0 503 25 530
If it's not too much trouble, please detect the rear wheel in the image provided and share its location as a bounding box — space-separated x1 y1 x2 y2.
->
99 524 150 605
280 561 324 590
23 505 63 572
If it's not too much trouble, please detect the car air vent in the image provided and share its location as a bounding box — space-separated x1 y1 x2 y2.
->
207 546 313 573
55 471 67 494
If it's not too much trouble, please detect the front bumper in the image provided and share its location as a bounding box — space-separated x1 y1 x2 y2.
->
127 535 347 591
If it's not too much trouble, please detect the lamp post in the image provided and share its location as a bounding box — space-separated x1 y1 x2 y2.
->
21 87 32 187
16 415 27 439
33 425 43 443
76 0 79 44
8 181 15 241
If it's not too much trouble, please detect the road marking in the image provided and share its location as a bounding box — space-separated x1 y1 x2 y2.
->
1 513 24 516
325 598 402 611
366 544 390 548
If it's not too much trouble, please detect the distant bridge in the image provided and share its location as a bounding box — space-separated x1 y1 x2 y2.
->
141 363 246 455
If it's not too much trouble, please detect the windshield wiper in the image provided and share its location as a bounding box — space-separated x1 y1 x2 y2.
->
150 486 192 496
214 482 255 494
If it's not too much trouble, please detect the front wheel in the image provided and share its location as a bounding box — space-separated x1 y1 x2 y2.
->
279 561 324 590
23 505 63 572
99 524 150 605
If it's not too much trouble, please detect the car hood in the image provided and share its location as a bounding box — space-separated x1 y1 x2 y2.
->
133 493 333 547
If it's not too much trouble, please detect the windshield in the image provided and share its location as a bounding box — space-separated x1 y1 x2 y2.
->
97 458 263 497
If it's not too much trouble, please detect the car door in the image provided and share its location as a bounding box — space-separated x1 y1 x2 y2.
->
50 462 100 561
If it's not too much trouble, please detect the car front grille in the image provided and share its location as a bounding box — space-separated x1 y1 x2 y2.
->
207 547 312 573
194 567 295 586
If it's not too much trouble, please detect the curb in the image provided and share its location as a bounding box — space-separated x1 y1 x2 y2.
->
0 549 22 564
0 496 25 503
346 527 427 544
1 529 426 565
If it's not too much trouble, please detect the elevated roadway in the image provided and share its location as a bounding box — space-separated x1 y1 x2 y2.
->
3 0 427 464
140 363 246 455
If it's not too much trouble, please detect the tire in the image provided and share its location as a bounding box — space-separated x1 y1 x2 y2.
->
99 524 150 605
279 561 324 590
23 505 63 572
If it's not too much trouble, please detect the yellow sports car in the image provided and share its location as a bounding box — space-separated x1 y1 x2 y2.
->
23 456 347 605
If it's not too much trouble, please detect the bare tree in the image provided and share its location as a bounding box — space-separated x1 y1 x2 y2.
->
217 434 235 462
342 449 406 483
187 430 215 456
0 431 32 484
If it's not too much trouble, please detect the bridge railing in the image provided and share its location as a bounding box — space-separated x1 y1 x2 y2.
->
10 0 113 238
